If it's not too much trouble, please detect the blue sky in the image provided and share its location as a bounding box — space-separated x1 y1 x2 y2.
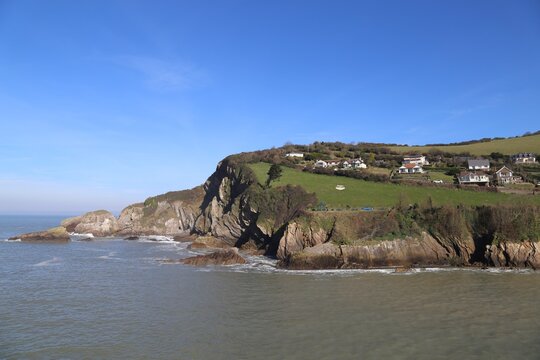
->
1 0 539 214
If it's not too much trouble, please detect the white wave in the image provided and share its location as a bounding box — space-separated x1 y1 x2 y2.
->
69 232 95 238
98 251 121 260
33 257 61 267
137 235 175 243
2 238 21 242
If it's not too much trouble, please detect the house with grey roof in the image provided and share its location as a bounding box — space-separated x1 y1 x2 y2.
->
468 159 490 171
511 153 536 164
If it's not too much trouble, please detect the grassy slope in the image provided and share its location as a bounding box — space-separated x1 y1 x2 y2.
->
249 162 540 208
387 134 540 156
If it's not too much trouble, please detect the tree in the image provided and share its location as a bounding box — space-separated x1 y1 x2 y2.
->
265 164 283 188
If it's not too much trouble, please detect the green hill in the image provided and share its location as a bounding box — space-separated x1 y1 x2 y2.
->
249 162 540 208
387 134 540 156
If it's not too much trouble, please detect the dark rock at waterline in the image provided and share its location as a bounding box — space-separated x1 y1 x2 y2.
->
9 226 70 243
181 248 246 266
173 234 197 242
124 236 139 241
187 236 231 250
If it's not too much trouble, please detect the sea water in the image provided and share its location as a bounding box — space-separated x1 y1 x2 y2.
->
1 215 539 359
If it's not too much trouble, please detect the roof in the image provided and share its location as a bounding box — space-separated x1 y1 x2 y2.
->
468 159 490 167
495 166 512 174
401 163 421 169
512 153 535 158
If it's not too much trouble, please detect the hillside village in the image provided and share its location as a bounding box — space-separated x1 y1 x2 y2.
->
272 135 540 194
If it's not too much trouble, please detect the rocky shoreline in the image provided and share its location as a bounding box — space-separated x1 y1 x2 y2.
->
12 159 540 269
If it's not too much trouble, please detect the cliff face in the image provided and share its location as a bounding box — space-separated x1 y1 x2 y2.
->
193 160 256 242
116 186 203 236
274 209 539 270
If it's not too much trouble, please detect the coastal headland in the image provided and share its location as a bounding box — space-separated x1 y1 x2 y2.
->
12 133 540 269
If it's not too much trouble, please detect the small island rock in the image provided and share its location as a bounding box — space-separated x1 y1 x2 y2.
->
9 226 70 243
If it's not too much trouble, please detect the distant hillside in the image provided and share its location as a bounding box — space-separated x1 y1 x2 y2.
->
387 133 540 156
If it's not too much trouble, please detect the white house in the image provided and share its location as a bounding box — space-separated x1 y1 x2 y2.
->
398 163 424 174
351 159 366 169
285 152 304 158
494 166 519 185
340 160 351 169
468 159 490 171
511 153 536 164
403 155 429 166
314 160 328 168
326 160 341 167
458 171 490 186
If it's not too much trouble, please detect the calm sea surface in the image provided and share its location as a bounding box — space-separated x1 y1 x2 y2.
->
1 215 540 359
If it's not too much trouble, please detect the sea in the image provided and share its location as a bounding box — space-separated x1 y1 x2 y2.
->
1 215 540 360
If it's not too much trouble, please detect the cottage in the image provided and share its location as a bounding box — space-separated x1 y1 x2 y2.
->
511 153 536 164
457 171 490 186
314 160 328 168
494 166 513 185
351 159 367 169
326 160 341 167
403 155 429 166
340 160 351 169
468 159 490 171
493 166 521 185
285 152 304 158
398 163 424 174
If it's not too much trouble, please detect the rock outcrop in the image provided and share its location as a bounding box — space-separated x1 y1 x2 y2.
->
279 232 462 269
62 210 118 237
117 187 204 236
181 248 247 266
486 242 540 269
193 159 256 241
9 226 70 243
276 222 331 259
188 236 232 249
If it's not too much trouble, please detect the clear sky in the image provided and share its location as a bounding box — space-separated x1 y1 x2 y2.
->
1 0 539 214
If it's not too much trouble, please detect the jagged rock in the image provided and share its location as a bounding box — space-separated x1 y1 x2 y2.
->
486 242 540 269
9 226 70 243
194 160 256 241
187 236 232 249
181 248 247 266
276 222 331 259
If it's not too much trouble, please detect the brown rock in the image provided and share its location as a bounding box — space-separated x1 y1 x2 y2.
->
173 234 197 242
181 248 246 266
187 236 231 249
486 242 540 269
9 226 70 243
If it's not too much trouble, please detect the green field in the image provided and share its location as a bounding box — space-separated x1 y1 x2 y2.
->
387 134 540 156
249 162 540 208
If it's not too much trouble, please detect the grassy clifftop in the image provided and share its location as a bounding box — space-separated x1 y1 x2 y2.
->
249 162 540 208
387 134 540 156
